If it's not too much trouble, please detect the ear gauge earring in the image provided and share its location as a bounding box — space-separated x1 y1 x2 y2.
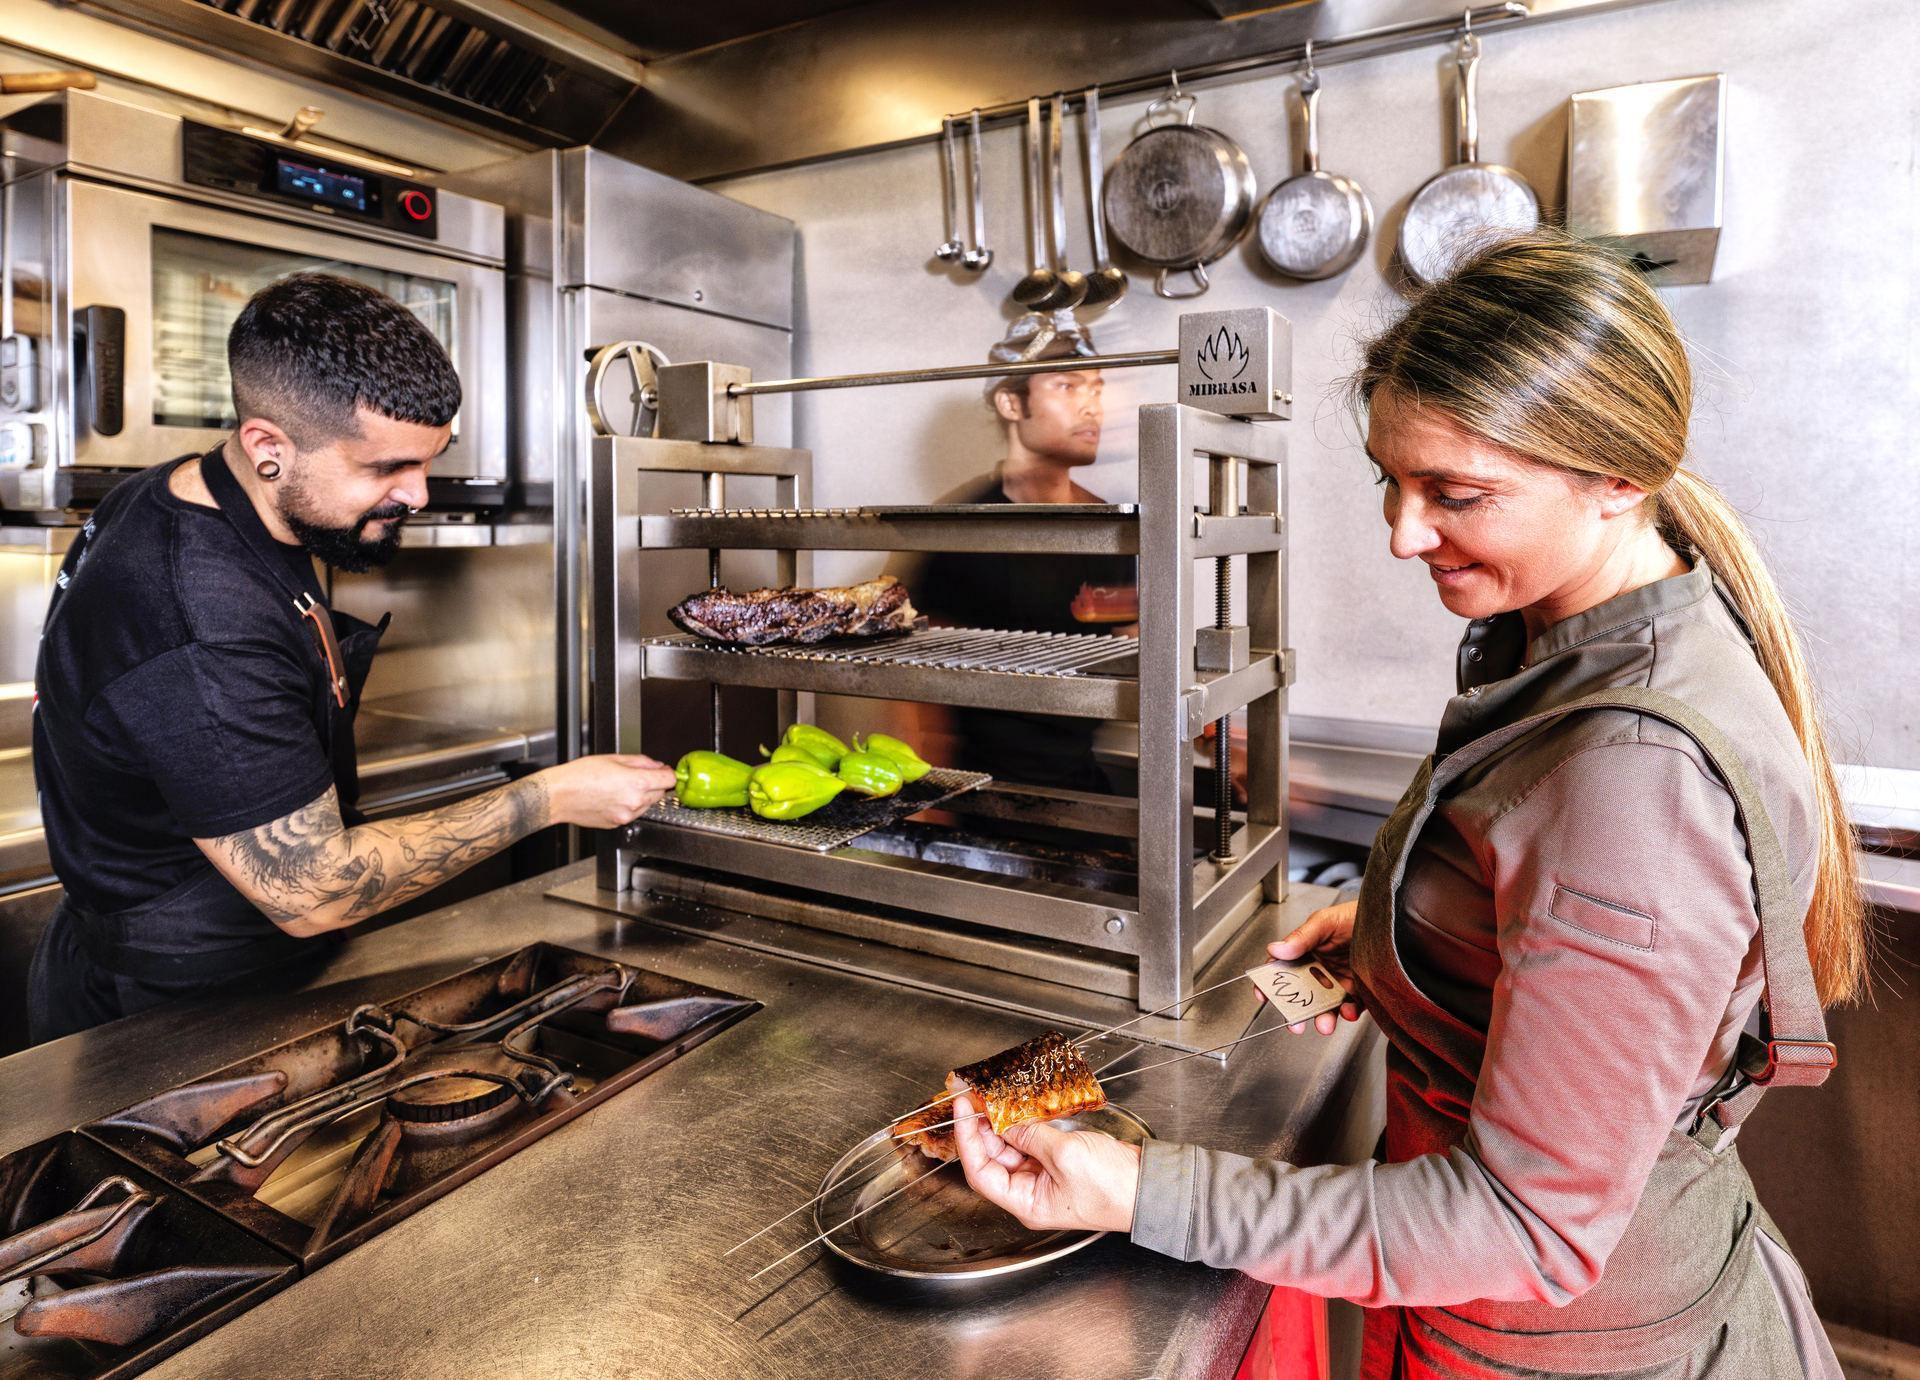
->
255 458 282 480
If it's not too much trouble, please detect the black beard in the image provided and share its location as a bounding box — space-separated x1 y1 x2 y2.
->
285 502 410 573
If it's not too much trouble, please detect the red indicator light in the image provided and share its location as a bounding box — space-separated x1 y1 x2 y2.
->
400 190 433 220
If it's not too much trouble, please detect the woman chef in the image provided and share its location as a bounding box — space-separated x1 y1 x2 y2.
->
953 232 1865 1378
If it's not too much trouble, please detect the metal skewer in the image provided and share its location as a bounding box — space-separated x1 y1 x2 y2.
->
1068 972 1251 1048
1096 1010 1292 1083
747 1151 963 1280
722 1111 965 1257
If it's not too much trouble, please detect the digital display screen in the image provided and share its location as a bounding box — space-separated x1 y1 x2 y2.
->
275 158 370 213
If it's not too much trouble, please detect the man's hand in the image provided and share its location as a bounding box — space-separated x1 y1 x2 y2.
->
952 1092 1139 1234
1264 899 1364 1035
541 753 676 829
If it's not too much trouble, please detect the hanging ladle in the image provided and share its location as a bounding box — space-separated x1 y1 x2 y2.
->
1011 96 1062 307
1079 87 1129 306
960 109 993 272
934 117 965 263
1045 92 1088 309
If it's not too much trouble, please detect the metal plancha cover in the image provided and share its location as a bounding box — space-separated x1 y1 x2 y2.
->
79 944 757 1269
1568 74 1726 286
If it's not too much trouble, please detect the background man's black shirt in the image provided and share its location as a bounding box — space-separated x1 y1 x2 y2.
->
34 459 341 920
915 484 1134 792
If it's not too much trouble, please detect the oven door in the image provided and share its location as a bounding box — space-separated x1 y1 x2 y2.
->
61 179 505 477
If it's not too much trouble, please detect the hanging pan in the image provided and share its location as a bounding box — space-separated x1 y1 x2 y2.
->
1256 45 1373 281
1397 26 1538 288
1103 75 1256 299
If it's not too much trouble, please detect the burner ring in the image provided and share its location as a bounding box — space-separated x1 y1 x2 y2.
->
388 1074 519 1124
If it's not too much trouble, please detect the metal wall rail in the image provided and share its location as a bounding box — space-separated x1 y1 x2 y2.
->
938 2 1532 131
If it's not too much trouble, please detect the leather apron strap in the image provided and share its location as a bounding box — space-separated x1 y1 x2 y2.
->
200 447 349 708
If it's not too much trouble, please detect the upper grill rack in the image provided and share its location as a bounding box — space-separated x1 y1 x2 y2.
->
641 627 1136 677
634 627 1141 719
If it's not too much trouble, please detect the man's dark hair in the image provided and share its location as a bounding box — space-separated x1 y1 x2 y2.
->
228 272 461 447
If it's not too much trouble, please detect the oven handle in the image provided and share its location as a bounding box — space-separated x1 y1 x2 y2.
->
74 305 125 437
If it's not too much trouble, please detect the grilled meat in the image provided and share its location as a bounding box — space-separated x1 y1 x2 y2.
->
669 576 917 646
944 1031 1106 1136
889 1098 959 1162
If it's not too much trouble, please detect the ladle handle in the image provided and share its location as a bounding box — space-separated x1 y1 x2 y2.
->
968 110 988 254
1026 97 1045 275
1300 72 1322 175
1455 35 1481 165
1085 88 1111 271
940 117 961 247
1049 92 1069 272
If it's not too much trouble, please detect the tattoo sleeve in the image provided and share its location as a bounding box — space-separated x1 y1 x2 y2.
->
200 776 551 934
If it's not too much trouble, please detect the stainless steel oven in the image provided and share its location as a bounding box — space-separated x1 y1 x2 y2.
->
0 88 506 516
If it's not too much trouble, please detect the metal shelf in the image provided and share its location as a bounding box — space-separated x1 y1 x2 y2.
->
641 507 1140 554
637 627 1141 718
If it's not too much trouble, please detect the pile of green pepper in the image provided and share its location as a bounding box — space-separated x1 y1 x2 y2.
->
671 726 939 822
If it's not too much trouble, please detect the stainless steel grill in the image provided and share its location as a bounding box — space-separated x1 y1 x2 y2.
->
637 628 1137 678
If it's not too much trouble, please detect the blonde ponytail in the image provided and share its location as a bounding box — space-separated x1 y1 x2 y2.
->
1656 470 1867 1005
1355 228 1869 1005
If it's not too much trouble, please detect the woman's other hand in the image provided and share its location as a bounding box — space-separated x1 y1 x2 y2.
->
952 1092 1139 1233
1266 899 1364 1036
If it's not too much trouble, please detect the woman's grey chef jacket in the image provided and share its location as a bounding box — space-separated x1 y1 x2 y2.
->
1131 563 1841 1377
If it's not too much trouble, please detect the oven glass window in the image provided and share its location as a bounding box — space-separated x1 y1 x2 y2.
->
151 227 455 430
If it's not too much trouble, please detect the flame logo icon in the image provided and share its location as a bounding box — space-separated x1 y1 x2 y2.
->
1195 327 1250 381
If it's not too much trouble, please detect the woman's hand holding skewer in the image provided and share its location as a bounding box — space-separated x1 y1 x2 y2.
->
952 1092 1139 1233
1265 899 1364 1035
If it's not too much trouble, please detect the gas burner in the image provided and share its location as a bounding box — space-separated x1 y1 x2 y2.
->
80 944 758 1274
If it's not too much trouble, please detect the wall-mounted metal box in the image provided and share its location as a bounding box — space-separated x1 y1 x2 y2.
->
1568 74 1726 286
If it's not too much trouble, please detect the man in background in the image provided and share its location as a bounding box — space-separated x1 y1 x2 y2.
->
909 311 1137 792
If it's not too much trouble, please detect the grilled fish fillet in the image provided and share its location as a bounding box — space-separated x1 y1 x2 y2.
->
669 576 917 646
889 1099 959 1162
944 1031 1106 1137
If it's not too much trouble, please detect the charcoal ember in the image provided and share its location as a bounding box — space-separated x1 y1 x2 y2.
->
668 576 917 646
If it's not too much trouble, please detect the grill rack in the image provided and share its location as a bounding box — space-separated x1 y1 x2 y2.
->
638 627 1137 678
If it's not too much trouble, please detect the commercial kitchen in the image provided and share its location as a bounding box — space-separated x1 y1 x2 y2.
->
0 0 1913 1376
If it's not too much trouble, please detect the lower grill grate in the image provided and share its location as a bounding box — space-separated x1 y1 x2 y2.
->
637 627 1136 679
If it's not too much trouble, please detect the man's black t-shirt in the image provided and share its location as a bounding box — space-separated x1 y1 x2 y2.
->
34 458 342 921
914 484 1134 792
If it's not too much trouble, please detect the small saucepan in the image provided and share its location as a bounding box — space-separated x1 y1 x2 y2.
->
1397 29 1538 288
1103 76 1256 300
1255 50 1373 281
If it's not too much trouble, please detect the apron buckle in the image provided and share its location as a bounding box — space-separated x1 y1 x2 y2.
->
1755 1037 1837 1083
294 592 351 709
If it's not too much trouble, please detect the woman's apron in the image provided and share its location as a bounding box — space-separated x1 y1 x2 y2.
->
1349 687 1835 1378
58 449 386 986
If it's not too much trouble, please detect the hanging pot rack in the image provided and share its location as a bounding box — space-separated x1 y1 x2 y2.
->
943 2 1530 129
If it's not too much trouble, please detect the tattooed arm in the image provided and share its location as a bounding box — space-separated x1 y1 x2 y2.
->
197 753 675 937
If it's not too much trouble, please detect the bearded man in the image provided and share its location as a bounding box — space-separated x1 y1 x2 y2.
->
27 273 673 1043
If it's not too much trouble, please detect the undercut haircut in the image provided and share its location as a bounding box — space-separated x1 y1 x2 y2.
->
228 272 461 448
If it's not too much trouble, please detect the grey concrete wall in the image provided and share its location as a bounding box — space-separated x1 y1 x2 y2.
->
711 0 1920 767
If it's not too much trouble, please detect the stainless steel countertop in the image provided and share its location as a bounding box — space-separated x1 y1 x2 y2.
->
0 865 1382 1380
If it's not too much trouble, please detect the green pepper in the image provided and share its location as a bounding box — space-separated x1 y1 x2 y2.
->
856 733 933 783
775 724 850 771
748 761 848 820
674 751 753 808
760 742 832 770
837 751 904 799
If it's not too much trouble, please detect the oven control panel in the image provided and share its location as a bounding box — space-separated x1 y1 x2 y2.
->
181 122 439 240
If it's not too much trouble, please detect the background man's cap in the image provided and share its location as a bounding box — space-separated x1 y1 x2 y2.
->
989 310 1097 365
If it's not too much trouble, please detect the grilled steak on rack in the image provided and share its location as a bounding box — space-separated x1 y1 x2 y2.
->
669 575 918 646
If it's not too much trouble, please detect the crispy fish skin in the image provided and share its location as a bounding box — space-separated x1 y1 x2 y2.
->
944 1031 1106 1136
669 576 917 646
890 1098 959 1162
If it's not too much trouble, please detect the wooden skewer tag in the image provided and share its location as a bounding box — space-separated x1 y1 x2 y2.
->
1244 957 1349 1023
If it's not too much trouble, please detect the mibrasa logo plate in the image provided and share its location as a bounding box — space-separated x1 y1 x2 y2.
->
1177 308 1290 420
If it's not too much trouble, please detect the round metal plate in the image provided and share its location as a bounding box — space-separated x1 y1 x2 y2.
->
813 1104 1153 1279
1397 163 1539 287
1103 126 1255 267
1256 170 1373 280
